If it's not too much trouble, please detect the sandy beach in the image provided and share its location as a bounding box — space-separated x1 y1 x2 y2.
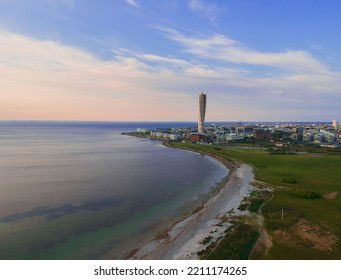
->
128 163 255 259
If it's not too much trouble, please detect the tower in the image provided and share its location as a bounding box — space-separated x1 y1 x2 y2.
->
332 120 337 129
198 92 206 134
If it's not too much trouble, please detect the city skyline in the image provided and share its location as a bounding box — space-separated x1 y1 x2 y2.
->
1 1 341 121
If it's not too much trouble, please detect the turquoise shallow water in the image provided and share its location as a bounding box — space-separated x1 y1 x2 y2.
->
0 121 228 259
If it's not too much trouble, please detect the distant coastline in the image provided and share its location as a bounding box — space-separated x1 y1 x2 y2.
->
163 141 236 170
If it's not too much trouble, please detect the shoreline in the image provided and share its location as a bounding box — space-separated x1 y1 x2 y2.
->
125 139 256 259
163 141 236 170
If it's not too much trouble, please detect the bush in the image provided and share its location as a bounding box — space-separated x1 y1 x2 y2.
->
204 224 260 260
282 177 297 184
238 203 248 211
201 236 213 245
247 191 272 213
248 199 265 213
292 189 321 199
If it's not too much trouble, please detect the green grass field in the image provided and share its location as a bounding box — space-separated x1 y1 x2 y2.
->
169 142 341 259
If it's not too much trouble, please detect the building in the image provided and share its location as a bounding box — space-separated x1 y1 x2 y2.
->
292 133 303 141
303 133 314 142
189 133 207 143
314 134 326 143
198 92 206 134
226 133 244 141
333 120 337 129
335 122 341 132
253 129 272 142
332 120 341 132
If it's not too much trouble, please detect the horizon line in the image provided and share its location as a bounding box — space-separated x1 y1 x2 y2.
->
0 119 335 123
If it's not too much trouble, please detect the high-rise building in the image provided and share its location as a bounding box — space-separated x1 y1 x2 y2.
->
332 120 341 132
337 123 341 132
332 120 337 129
198 92 206 134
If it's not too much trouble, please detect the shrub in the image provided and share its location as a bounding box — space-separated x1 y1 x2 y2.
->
201 236 213 245
282 177 297 184
292 189 321 199
238 203 248 211
204 224 260 260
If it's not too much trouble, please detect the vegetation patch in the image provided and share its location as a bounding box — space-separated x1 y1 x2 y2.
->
269 151 297 155
198 223 259 260
327 152 341 155
248 199 266 213
270 145 341 154
238 203 249 211
200 235 213 245
262 206 301 231
282 177 297 184
251 181 269 189
248 191 272 213
273 219 338 252
291 189 321 199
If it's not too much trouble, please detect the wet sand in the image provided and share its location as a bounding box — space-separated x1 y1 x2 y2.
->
128 164 255 259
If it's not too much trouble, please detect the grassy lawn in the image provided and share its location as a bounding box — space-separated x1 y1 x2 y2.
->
169 142 341 259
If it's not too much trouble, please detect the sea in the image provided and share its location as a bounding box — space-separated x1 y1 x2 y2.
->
0 121 228 259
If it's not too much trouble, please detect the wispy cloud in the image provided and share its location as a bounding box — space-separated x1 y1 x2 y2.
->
140 54 189 66
162 27 329 74
188 0 222 21
1 30 341 121
125 0 139 8
0 31 201 120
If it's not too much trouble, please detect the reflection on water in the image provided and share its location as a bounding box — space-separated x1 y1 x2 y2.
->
0 121 228 259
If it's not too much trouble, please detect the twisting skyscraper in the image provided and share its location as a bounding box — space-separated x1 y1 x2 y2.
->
198 92 206 134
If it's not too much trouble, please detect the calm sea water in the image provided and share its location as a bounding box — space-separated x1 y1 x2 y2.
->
0 121 228 259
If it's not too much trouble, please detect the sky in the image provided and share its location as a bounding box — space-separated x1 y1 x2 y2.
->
1 0 341 122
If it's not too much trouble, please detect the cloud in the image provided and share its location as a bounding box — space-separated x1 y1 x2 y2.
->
0 31 206 120
125 0 139 8
140 54 189 66
163 28 328 74
1 29 341 121
188 0 222 21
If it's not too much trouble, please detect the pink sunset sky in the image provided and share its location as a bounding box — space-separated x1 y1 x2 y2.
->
1 0 341 121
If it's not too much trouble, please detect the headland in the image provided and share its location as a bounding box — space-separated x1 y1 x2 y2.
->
124 128 341 259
